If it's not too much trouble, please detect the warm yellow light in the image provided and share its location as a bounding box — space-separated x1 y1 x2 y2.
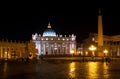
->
89 45 96 56
69 62 76 78
88 62 99 78
85 51 88 55
80 51 83 55
29 52 33 59
89 45 96 51
5 52 7 54
5 52 8 59
70 50 74 54
103 49 108 54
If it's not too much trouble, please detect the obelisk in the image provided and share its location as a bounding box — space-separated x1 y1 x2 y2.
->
98 8 103 56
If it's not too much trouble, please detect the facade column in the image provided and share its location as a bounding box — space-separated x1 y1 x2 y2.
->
56 44 58 54
5 47 8 59
35 42 40 55
7 47 9 59
117 48 120 56
65 44 68 54
9 47 11 59
51 44 53 54
0 47 2 58
2 47 4 59
39 42 41 55
9 47 12 59
60 45 62 54
57 48 58 54
48 44 50 54
58 46 60 54
52 46 55 54
70 43 72 53
69 43 71 54
19 51 22 58
74 42 76 54
43 44 46 55
67 44 70 54
41 43 44 55
51 46 53 54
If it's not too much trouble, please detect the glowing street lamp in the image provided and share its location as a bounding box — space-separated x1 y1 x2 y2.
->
70 50 74 54
89 45 96 57
103 49 108 57
70 49 75 56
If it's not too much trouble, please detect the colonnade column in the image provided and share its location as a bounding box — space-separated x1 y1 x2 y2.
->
66 44 69 54
70 43 72 54
117 48 120 56
43 44 45 55
49 45 51 54
0 47 2 58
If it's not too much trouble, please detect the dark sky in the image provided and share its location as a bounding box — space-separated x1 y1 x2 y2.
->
0 1 120 43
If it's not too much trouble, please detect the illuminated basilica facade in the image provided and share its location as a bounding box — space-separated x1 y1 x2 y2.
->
32 22 76 56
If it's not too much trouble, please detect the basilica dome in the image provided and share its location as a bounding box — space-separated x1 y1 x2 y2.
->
43 22 56 37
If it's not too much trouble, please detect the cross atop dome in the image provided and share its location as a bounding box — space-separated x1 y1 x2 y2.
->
48 22 51 28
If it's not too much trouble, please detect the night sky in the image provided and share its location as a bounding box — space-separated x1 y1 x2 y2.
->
0 1 120 43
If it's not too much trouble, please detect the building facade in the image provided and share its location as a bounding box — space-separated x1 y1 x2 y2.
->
32 22 76 56
82 33 120 57
78 8 120 57
0 40 37 60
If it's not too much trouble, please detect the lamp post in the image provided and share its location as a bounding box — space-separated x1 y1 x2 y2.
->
103 49 109 62
103 49 108 57
89 45 96 58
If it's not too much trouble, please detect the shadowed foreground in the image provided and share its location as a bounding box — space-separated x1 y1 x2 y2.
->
0 60 120 79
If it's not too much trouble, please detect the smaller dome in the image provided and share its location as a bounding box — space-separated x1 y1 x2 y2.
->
43 22 56 37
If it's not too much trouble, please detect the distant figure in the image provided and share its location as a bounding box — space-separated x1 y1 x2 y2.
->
105 57 110 63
